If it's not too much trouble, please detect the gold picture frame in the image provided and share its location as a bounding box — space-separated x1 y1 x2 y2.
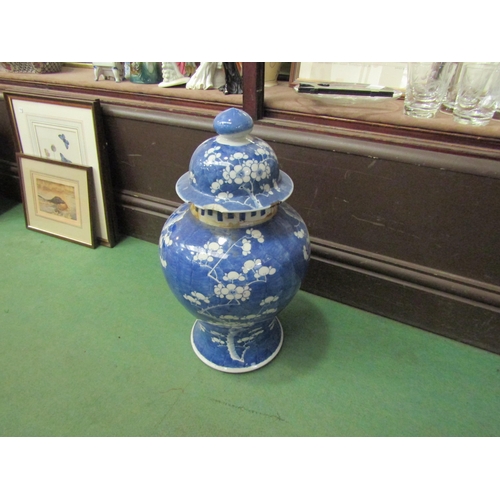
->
17 154 96 248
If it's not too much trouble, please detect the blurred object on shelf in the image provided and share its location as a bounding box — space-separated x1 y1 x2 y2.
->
295 82 402 99
220 62 243 94
186 62 225 90
1 62 62 74
158 63 190 88
290 62 407 91
265 62 282 87
93 62 125 83
177 62 197 77
129 62 162 84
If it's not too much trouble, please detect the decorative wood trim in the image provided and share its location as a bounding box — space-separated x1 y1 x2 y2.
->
262 108 500 158
101 104 215 131
114 189 500 309
117 189 180 217
311 238 500 310
303 256 500 355
101 103 500 174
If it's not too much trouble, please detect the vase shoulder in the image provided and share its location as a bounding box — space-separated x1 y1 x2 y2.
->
159 202 310 327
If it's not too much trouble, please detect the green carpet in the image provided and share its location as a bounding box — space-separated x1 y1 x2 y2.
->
1 198 499 437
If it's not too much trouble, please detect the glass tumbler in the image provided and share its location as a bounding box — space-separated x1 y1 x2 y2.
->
404 62 457 118
453 62 500 126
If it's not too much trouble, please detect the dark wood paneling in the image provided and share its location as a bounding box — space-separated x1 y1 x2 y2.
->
0 98 16 163
0 99 19 199
273 142 500 287
0 161 20 200
115 204 168 244
304 255 500 354
102 114 212 203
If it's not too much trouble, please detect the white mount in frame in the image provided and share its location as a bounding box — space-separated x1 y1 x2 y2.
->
5 93 118 247
17 154 96 248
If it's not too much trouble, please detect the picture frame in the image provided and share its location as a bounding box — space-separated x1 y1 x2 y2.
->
289 62 408 91
16 154 96 248
4 92 118 247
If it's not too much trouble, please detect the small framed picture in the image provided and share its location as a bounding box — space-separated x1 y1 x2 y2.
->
17 154 96 248
4 92 118 247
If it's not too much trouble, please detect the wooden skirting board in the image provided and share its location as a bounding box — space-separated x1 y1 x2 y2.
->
115 189 500 355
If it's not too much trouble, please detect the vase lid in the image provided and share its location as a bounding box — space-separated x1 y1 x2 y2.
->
176 108 293 212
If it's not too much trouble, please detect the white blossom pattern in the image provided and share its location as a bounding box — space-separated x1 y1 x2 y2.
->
193 241 226 263
183 291 211 306
160 202 310 366
240 238 252 256
215 191 233 201
214 283 251 301
260 296 279 306
163 222 284 321
162 233 173 247
159 205 190 269
189 141 282 209
161 205 310 322
246 228 264 242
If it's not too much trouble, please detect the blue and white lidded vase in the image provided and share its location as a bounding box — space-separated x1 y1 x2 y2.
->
159 108 310 373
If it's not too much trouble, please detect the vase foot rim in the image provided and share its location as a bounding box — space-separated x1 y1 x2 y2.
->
190 319 284 373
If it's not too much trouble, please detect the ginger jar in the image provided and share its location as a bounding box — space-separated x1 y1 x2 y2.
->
159 108 310 373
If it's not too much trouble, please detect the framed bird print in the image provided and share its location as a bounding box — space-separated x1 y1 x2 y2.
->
16 154 96 248
4 92 118 247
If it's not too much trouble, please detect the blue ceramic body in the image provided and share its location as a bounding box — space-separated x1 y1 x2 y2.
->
159 202 310 372
159 107 309 372
176 107 291 212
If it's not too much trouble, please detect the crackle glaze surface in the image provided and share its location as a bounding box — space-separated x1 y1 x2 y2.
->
159 107 309 372
176 108 293 213
159 202 310 371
